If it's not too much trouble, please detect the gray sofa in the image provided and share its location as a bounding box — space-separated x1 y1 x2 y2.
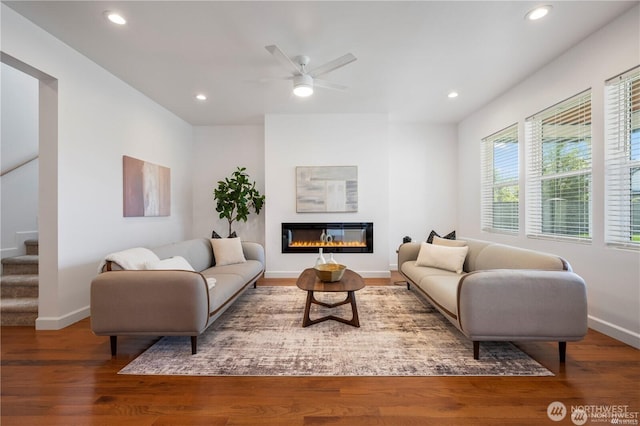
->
398 237 588 361
91 238 264 355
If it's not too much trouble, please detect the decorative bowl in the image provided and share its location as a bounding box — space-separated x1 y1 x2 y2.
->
314 263 347 282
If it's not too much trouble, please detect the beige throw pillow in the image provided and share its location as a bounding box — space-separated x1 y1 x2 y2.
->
416 242 468 274
210 237 246 266
432 235 468 247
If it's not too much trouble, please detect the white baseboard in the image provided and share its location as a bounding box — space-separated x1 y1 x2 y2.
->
588 315 640 349
35 305 90 330
265 270 391 279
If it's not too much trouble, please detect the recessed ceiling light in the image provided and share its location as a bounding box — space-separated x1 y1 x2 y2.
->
448 91 459 99
195 94 207 101
104 11 126 25
525 5 552 21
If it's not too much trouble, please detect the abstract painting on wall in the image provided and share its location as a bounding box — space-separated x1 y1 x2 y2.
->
123 155 170 217
296 166 358 213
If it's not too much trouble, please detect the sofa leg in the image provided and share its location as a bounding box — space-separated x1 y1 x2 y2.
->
473 341 480 360
191 336 198 355
406 282 411 290
110 336 117 356
559 341 566 363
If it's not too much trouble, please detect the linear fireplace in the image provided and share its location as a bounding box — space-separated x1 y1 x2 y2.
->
282 222 373 253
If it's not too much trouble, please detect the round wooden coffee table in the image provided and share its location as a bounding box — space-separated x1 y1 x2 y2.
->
296 268 365 327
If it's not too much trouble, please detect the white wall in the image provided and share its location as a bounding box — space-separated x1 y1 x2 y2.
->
265 114 390 278
457 6 640 348
1 63 39 257
388 123 458 268
2 5 194 329
192 121 458 274
192 125 265 245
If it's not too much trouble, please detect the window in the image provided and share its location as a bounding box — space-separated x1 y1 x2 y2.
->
605 66 640 248
525 90 592 241
481 124 519 233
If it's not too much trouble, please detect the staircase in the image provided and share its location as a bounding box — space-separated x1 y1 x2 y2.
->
1 240 39 326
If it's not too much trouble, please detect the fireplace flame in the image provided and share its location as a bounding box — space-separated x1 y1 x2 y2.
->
289 240 366 247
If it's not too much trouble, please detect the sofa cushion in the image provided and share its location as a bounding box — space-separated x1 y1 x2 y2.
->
426 229 456 243
203 273 250 315
210 237 246 266
202 259 264 283
417 273 462 319
152 238 213 272
474 243 567 271
401 261 455 285
416 242 468 274
212 230 238 239
433 236 467 247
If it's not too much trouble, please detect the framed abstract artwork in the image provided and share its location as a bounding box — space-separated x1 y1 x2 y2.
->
296 166 358 213
123 155 170 217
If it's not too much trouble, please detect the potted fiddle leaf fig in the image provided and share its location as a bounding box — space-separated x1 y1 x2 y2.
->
213 167 265 237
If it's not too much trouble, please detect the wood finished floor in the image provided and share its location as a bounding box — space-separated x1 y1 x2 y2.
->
2 275 639 425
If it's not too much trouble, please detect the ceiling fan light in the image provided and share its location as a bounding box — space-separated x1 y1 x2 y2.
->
293 74 314 97
293 85 313 97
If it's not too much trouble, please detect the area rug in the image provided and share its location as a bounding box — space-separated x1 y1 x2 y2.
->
119 286 553 377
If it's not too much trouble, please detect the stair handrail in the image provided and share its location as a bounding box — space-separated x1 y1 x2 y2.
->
0 155 39 177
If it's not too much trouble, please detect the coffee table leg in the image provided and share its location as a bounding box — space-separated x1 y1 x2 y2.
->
302 290 314 327
302 290 360 328
348 291 360 327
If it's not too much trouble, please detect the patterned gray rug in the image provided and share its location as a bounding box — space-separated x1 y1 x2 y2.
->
119 286 553 376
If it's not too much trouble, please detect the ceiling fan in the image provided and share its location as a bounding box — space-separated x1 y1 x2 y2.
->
264 45 357 97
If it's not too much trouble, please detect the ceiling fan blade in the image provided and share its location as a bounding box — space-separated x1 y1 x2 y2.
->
258 76 294 83
309 53 357 78
313 78 348 91
265 45 301 75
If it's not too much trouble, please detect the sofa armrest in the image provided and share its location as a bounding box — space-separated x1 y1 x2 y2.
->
242 241 265 265
397 242 421 270
90 270 210 336
457 269 588 340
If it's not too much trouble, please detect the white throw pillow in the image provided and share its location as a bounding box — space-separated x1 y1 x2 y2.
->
416 242 468 274
210 237 246 266
432 235 468 247
145 256 195 271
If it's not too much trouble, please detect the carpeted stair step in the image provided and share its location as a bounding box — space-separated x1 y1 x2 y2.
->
1 255 39 275
1 297 38 326
25 239 39 256
1 275 39 298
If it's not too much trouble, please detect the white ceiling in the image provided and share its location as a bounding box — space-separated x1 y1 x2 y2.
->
4 1 637 125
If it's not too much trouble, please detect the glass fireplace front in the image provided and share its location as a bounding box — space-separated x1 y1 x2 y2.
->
281 222 373 253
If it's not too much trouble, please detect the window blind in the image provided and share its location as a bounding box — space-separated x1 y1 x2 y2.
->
481 124 519 233
525 90 592 241
605 66 640 249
